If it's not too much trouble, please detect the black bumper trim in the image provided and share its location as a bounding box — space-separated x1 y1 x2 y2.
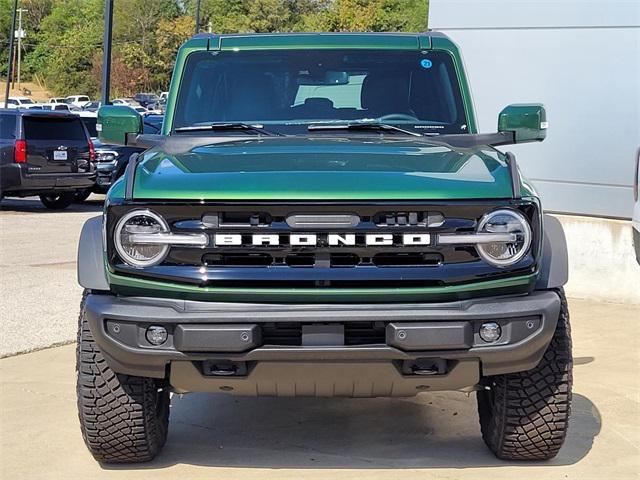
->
84 290 562 380
1 164 95 195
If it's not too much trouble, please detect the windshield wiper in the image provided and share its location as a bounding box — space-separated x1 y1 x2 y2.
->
174 123 280 136
307 122 423 137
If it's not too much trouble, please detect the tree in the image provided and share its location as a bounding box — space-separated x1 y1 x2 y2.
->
0 0 13 79
152 15 194 90
23 0 103 95
301 0 428 32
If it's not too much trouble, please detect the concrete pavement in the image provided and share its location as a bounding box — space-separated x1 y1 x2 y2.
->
0 298 638 479
0 196 102 357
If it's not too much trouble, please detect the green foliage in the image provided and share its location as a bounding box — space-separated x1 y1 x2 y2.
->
23 0 103 95
197 0 427 34
2 0 429 96
0 0 15 78
301 0 427 32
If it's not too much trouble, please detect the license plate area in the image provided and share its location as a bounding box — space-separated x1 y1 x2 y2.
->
53 150 68 161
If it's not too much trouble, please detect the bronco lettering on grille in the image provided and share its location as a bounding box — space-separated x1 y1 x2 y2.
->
213 233 431 247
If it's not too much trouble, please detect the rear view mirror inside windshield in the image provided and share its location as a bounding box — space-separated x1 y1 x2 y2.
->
298 70 349 85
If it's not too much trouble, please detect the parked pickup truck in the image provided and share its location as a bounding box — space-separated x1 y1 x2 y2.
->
78 32 572 463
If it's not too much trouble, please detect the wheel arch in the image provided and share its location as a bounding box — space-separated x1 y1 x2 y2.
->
536 214 569 289
78 215 110 291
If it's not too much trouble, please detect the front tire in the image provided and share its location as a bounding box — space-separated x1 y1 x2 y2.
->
39 192 75 209
76 291 170 463
477 289 572 460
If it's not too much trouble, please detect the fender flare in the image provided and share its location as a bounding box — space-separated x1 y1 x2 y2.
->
536 214 569 289
77 215 110 291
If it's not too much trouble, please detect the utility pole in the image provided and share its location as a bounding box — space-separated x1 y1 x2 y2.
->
16 8 27 89
101 0 114 105
4 0 18 105
195 0 201 35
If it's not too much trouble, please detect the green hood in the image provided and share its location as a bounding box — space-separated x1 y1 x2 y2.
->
132 137 513 200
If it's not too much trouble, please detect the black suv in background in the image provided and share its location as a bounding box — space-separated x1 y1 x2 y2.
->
0 109 96 209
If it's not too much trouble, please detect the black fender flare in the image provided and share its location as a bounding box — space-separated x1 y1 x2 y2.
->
536 214 569 289
77 215 110 291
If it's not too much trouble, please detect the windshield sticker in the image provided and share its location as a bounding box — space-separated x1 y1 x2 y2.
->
420 59 433 69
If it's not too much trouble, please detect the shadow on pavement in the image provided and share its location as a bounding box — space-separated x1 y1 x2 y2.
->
0 196 104 213
105 391 600 470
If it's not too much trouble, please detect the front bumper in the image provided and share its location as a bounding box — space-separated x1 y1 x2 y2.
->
84 290 561 396
95 160 117 191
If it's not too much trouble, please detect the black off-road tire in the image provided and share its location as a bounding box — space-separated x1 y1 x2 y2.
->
39 192 75 209
76 290 170 463
477 289 572 460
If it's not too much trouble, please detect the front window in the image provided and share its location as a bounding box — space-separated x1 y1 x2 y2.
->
173 49 467 135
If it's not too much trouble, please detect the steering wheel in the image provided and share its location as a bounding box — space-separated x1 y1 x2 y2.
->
378 113 419 122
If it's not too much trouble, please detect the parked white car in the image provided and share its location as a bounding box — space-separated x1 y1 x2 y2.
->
42 103 73 111
0 96 37 108
633 147 640 264
49 97 66 104
159 91 168 100
65 95 91 108
112 98 141 107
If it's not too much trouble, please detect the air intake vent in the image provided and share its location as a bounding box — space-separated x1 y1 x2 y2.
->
261 322 386 346
373 211 444 227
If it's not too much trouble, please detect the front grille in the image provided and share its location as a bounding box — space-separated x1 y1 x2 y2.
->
107 201 540 288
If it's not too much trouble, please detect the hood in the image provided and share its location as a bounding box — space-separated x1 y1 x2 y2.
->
132 137 513 200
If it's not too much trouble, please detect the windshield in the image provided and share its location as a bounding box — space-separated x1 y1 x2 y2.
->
173 49 467 135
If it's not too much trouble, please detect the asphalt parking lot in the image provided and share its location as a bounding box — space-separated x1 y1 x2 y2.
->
0 196 639 479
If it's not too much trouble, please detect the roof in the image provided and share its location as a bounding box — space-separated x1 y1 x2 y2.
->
183 31 451 51
0 108 81 118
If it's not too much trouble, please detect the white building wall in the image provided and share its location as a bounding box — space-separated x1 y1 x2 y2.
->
429 0 640 218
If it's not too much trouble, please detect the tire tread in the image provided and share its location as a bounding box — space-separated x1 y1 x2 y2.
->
477 289 572 460
76 290 169 463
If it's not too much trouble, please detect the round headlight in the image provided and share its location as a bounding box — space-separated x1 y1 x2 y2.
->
114 210 169 267
476 209 532 267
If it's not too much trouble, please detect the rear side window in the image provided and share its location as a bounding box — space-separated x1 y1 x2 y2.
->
0 114 17 139
81 118 98 137
23 117 87 141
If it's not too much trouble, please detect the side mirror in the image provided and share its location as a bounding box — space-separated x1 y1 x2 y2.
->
97 105 142 145
498 104 547 144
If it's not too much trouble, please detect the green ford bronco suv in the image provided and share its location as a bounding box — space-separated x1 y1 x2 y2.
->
77 32 572 463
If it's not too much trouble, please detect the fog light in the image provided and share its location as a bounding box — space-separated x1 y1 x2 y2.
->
146 325 168 346
479 322 501 343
